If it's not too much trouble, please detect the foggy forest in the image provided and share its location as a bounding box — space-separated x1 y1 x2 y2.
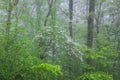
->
0 0 120 80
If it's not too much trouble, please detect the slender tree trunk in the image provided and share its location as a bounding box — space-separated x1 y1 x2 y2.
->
51 0 56 26
14 0 19 41
69 0 73 38
51 0 56 63
44 0 53 26
67 0 73 78
36 0 41 26
6 0 12 52
94 1 103 50
87 0 95 48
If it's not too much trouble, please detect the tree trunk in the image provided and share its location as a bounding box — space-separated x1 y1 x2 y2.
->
36 0 41 26
87 0 95 48
44 0 54 26
6 0 12 52
69 0 73 38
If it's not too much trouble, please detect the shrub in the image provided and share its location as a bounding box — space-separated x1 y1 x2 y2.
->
77 72 113 80
14 63 62 80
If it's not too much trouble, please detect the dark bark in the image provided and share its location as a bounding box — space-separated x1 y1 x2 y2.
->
44 0 54 26
86 0 95 70
87 0 95 48
69 0 73 38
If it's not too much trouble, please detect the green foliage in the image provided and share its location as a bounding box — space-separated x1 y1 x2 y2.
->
74 23 87 45
80 44 116 75
34 25 83 80
0 28 41 80
77 72 113 80
0 0 119 80
14 63 62 80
